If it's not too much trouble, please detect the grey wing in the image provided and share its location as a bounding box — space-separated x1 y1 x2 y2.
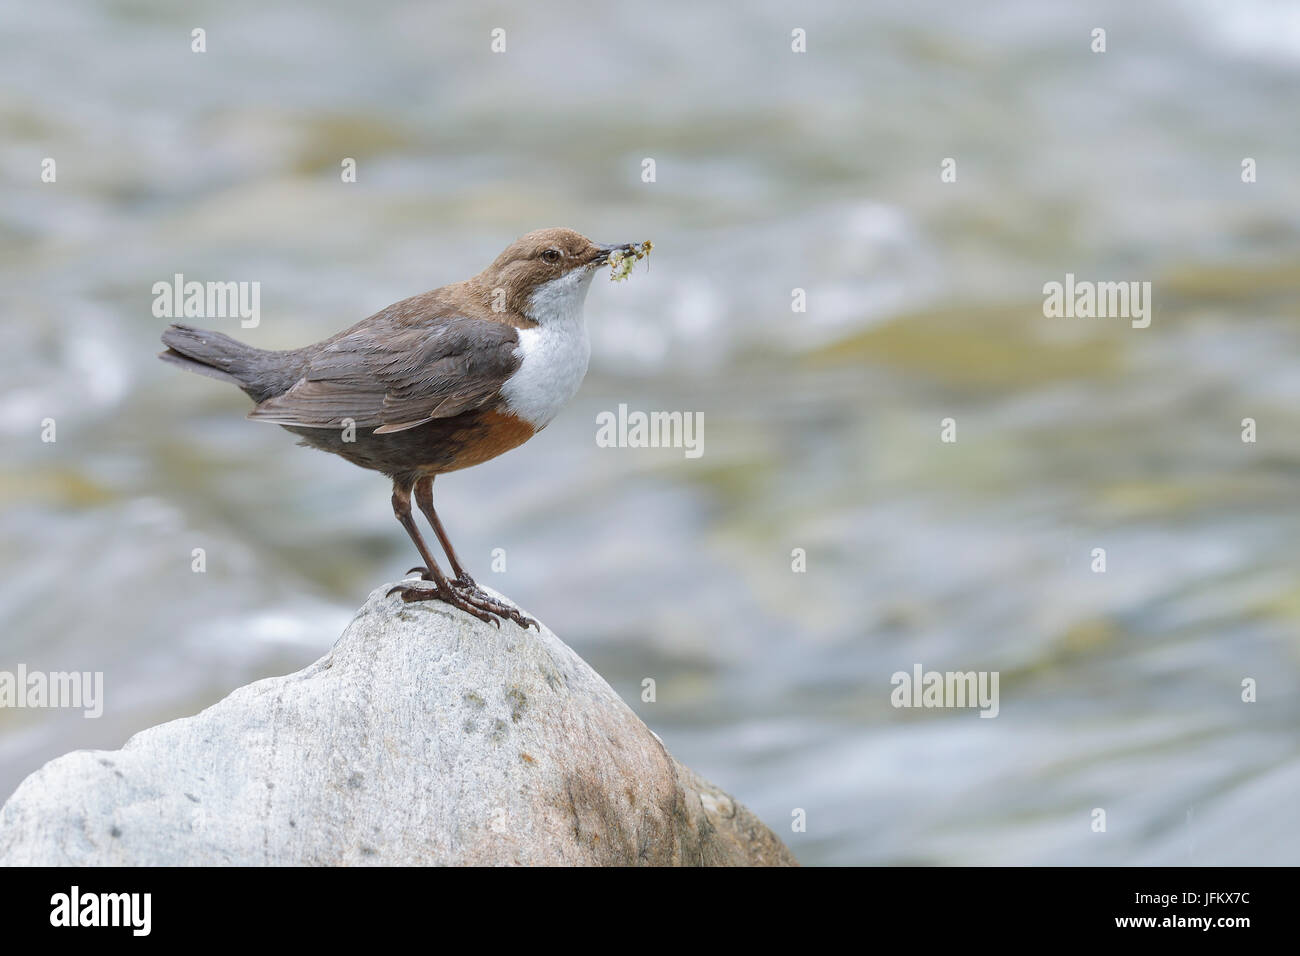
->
247 316 521 434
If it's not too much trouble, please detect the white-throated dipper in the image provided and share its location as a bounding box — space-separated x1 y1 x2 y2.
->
159 228 646 629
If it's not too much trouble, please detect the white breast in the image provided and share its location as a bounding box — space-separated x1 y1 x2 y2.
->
500 269 594 429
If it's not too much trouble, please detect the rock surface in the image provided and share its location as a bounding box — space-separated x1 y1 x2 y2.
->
0 584 796 866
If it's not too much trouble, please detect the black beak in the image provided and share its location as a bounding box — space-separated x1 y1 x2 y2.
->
589 243 639 266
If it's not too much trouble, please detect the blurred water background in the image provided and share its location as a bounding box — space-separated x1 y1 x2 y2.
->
3 0 1299 864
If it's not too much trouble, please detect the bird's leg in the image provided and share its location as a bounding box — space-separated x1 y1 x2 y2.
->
385 482 497 627
414 476 472 585
412 475 539 631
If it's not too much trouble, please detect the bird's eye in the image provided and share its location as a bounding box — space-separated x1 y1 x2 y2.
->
542 249 561 263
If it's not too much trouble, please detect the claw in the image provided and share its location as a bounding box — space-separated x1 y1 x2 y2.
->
387 581 535 629
418 564 535 628
452 584 539 631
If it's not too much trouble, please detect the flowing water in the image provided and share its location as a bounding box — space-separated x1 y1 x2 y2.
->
2 0 1299 864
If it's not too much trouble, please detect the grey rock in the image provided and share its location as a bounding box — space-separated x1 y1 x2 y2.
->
0 584 796 866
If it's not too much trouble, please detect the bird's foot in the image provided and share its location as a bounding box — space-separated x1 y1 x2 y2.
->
388 578 538 630
449 574 539 631
458 588 539 631
386 582 499 627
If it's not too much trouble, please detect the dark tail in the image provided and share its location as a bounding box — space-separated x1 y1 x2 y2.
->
159 324 301 403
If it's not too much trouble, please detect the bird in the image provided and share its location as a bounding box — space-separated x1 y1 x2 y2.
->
159 227 644 629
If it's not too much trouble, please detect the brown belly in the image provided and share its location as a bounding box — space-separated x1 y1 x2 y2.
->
430 409 537 474
286 408 538 484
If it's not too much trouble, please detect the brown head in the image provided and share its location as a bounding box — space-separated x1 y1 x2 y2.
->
472 228 640 322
